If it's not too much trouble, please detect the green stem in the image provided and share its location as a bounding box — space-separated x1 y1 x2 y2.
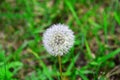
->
58 55 63 80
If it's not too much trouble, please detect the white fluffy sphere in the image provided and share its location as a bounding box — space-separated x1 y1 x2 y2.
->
43 24 74 56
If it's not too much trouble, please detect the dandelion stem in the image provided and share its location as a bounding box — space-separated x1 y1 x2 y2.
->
58 55 63 80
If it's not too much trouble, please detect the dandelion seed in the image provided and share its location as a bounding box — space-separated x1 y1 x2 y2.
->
43 23 74 56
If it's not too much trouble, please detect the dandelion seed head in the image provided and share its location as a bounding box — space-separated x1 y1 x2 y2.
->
43 23 74 56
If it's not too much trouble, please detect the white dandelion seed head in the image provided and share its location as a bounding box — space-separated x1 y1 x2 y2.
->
43 23 75 56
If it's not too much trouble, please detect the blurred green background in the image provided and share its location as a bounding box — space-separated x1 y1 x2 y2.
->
0 0 120 80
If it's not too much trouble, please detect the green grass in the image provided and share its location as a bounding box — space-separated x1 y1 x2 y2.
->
0 0 120 80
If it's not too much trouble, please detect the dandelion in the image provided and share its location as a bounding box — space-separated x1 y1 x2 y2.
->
43 23 74 56
43 23 75 80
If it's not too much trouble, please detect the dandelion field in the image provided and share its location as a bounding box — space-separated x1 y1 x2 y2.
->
0 0 120 80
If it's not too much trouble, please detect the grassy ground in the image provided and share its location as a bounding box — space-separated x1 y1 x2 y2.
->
0 0 120 80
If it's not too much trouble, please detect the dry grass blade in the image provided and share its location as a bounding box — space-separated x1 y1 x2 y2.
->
106 65 120 79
